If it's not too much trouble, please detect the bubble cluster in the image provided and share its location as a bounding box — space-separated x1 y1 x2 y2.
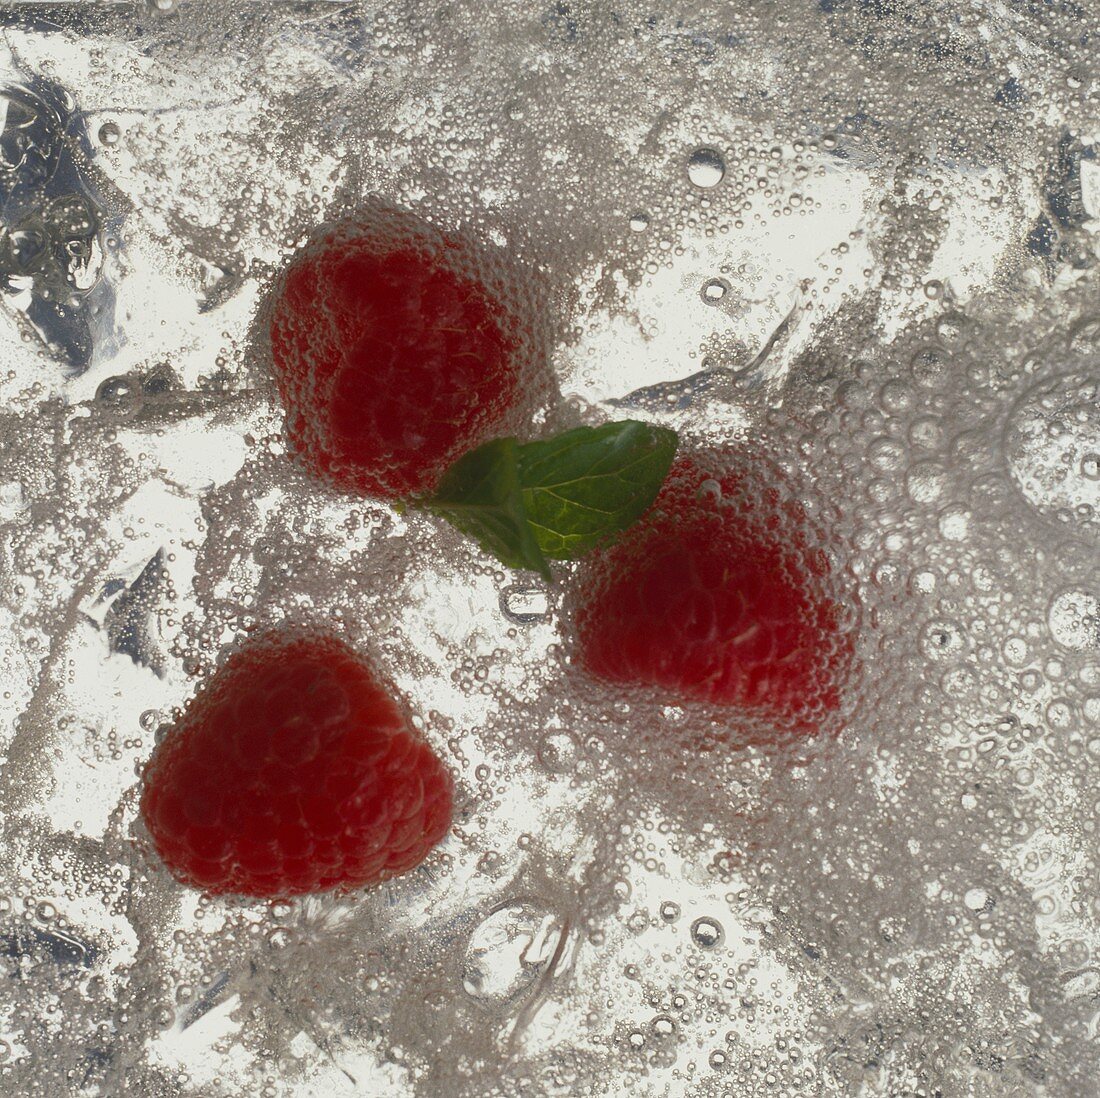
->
1005 369 1100 538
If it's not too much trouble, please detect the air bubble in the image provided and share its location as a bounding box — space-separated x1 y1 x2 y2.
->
938 506 970 541
936 312 970 343
690 916 724 949
909 415 944 448
96 376 141 416
97 122 120 147
921 621 964 659
868 437 905 472
651 1015 676 1037
701 278 730 304
905 461 947 503
1048 590 1100 651
964 888 990 912
696 478 722 504
537 730 579 774
500 584 549 624
628 212 650 232
461 901 565 1007
910 346 951 388
687 147 725 188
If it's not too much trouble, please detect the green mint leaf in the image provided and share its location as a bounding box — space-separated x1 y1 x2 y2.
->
422 421 678 576
425 437 551 579
516 421 679 560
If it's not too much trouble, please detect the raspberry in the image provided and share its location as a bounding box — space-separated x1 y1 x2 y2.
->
269 215 523 499
139 633 453 898
573 452 854 730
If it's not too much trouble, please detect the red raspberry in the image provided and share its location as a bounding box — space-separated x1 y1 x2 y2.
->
573 452 854 731
139 633 453 898
269 215 524 499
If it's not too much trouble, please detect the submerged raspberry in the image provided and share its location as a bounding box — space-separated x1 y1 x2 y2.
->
574 452 855 731
139 633 453 897
269 219 522 499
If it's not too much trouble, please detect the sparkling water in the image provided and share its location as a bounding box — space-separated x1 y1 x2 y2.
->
0 2 1098 1096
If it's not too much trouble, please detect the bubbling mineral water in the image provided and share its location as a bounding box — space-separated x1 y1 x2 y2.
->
0 2 1098 1097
